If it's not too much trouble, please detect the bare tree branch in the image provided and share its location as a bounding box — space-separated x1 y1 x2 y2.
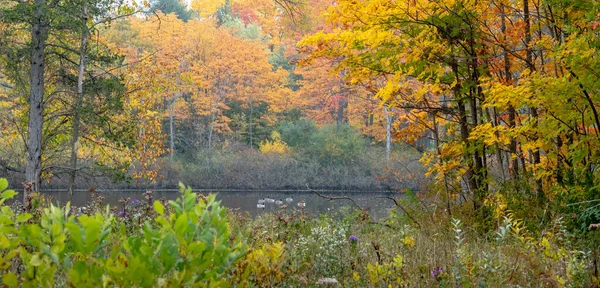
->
373 196 421 228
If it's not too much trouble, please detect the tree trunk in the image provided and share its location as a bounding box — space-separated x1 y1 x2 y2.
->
467 34 487 210
249 94 254 147
524 0 543 198
336 97 348 126
68 5 88 200
492 107 506 181
169 98 175 161
25 0 48 199
501 3 519 179
433 112 452 215
384 105 391 161
451 61 478 206
207 108 215 150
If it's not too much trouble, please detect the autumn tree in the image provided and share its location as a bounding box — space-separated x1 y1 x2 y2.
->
299 0 600 218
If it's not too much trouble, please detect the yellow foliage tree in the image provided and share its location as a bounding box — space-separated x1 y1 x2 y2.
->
259 131 289 155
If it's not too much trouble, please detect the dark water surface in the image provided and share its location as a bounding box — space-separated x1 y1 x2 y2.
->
38 189 403 219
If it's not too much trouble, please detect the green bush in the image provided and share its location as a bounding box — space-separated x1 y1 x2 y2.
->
280 121 366 165
279 119 318 149
0 179 244 287
308 124 367 165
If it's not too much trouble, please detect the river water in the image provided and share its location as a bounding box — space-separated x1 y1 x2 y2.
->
38 189 403 220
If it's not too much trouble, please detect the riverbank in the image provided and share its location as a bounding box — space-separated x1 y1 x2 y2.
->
0 179 595 287
3 145 427 192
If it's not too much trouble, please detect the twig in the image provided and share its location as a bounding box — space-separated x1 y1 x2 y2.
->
374 196 421 228
0 159 24 173
307 185 363 210
566 199 600 206
307 185 416 229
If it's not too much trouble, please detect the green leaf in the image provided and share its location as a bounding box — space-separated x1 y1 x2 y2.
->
169 201 182 215
0 190 15 201
16 213 32 223
154 201 164 216
2 272 18 287
0 235 10 249
174 213 188 235
30 254 42 266
42 247 59 266
0 178 7 192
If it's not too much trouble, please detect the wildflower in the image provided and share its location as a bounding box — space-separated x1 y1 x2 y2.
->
144 190 153 201
402 236 415 247
130 199 142 206
349 235 359 243
431 266 443 277
116 210 126 217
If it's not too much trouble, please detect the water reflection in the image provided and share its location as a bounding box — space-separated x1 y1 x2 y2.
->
39 189 402 220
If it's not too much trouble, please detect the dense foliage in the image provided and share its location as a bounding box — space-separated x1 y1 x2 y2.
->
299 0 600 229
2 0 600 286
0 0 402 190
0 178 598 286
0 179 244 287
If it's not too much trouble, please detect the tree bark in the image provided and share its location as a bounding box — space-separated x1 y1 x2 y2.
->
384 105 391 161
25 0 48 199
501 3 519 179
249 93 254 147
68 5 88 200
433 112 452 215
169 96 176 161
336 96 348 126
452 62 478 202
524 0 543 198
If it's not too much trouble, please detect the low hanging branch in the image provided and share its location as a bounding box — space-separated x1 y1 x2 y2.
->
0 159 24 173
307 185 363 210
373 196 421 228
306 185 421 228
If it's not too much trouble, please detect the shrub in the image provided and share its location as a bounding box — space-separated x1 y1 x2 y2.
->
308 124 367 166
280 120 367 165
279 119 318 149
0 179 244 287
259 131 290 155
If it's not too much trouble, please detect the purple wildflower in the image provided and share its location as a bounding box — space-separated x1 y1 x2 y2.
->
130 199 142 206
349 235 359 243
116 210 126 217
431 266 443 277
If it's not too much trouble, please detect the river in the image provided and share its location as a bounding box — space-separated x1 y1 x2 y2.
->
37 189 404 220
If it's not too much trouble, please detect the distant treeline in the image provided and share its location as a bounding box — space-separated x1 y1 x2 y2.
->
1 121 426 192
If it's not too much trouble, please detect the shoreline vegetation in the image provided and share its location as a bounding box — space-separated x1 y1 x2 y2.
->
0 179 597 287
3 133 426 192
1 0 600 286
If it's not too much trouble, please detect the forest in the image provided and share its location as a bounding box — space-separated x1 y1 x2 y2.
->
0 0 422 192
0 0 600 286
